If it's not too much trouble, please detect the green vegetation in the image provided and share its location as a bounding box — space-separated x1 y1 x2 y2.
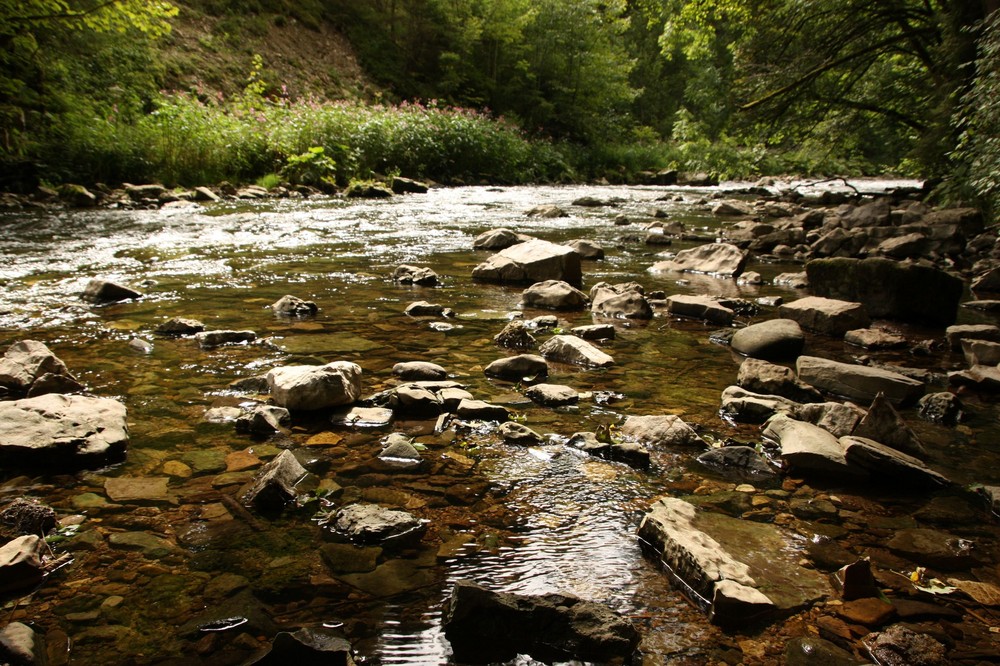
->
0 0 997 197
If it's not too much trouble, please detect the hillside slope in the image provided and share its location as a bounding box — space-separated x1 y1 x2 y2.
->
159 3 377 102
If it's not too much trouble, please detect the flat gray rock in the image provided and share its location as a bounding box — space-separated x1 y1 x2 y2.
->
649 242 747 278
778 297 870 337
0 394 128 466
796 355 924 405
666 295 734 325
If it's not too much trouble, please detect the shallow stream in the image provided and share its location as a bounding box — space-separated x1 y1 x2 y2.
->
1 181 998 664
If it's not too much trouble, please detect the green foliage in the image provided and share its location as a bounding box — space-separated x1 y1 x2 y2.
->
952 12 1000 212
280 146 337 187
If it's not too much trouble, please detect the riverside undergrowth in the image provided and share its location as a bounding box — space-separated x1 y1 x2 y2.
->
48 92 571 187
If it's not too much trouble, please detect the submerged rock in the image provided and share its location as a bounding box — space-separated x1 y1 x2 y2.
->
443 580 639 664
637 497 830 625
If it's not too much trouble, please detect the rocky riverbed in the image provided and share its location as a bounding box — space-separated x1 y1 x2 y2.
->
1 180 1000 664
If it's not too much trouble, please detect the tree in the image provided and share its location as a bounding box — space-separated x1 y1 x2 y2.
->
0 0 177 171
654 0 993 174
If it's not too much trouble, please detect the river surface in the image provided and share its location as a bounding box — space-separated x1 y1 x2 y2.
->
1 180 997 664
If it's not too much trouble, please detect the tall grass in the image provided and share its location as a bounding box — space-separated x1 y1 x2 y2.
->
49 93 566 186
44 90 856 187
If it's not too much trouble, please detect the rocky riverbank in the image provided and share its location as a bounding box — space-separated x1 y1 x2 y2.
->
1 180 999 664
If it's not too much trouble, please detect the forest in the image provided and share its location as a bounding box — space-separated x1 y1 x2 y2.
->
1 0 999 209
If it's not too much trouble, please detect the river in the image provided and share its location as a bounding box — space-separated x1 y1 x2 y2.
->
0 180 997 664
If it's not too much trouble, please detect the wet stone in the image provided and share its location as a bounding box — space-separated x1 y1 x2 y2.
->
104 477 175 504
330 504 426 548
320 542 381 574
837 597 896 627
107 532 176 559
524 383 579 406
498 422 546 446
784 637 861 666
392 361 447 381
330 406 393 427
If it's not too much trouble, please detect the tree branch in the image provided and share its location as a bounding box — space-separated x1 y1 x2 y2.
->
738 33 910 112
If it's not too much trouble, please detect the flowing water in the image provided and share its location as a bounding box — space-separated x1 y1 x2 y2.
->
0 181 997 664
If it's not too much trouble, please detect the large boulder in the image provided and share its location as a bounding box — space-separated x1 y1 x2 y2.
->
649 243 748 278
619 414 704 447
539 335 614 368
796 355 924 405
0 394 128 466
472 239 582 287
267 362 362 411
522 280 589 310
730 319 805 360
805 257 963 325
0 340 80 397
443 580 640 664
778 297 870 337
638 497 830 626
